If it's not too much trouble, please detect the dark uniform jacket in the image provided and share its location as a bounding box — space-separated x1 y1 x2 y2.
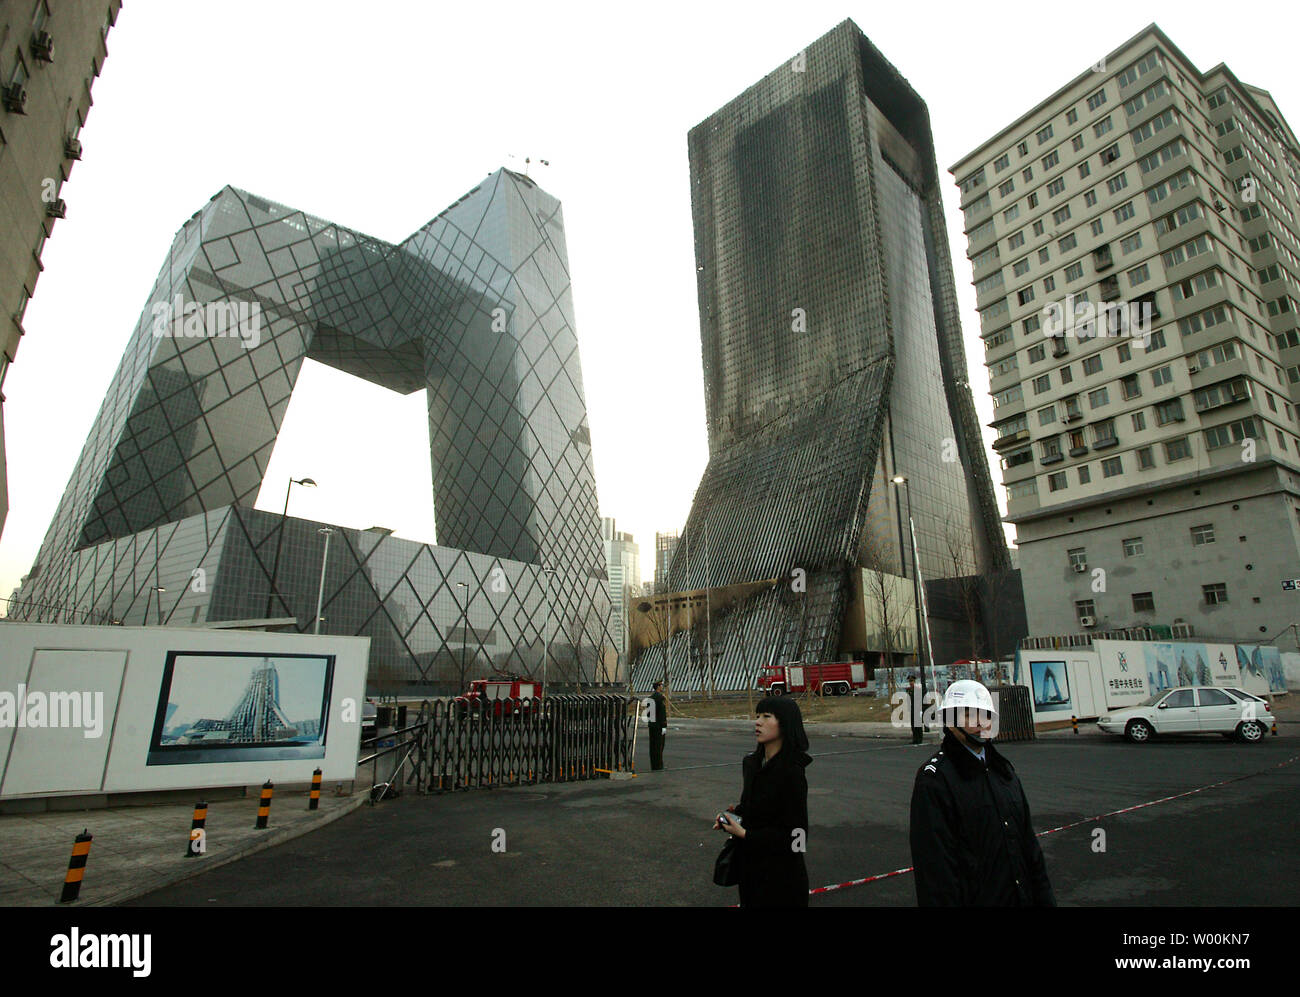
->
909 729 1055 907
733 746 811 908
650 691 666 730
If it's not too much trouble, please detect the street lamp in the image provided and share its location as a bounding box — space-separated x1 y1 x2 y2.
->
891 474 929 725
314 527 335 635
147 585 166 627
265 476 316 618
541 566 555 690
456 582 469 683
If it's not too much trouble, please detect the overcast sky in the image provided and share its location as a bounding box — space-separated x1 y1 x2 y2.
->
3 0 1298 604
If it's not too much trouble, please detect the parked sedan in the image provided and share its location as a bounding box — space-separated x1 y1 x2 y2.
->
1097 686 1272 743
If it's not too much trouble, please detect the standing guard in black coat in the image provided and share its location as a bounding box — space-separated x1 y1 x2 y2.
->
909 679 1055 907
714 695 812 907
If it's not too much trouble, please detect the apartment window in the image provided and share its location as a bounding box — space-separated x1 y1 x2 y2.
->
1038 405 1058 426
1023 167 1034 183
1165 436 1191 461
1121 374 1141 399
1065 261 1084 282
1088 386 1110 408
1091 218 1105 236
1100 143 1121 165
1137 446 1155 469
1146 329 1166 351
1068 548 1088 569
1018 141 1029 156
1029 192 1040 209
1204 417 1260 450
1101 455 1124 477
1060 365 1073 384
1028 343 1046 363
1084 189 1098 207
999 179 1016 198
1004 204 1021 223
1008 230 1026 250
1092 417 1116 443
1042 151 1061 171
1113 201 1135 223
1048 177 1066 198
1008 479 1037 500
1131 411 1146 432
1151 365 1172 387
1032 219 1045 236
994 153 1011 173
1037 124 1054 145
1122 537 1145 557
1014 257 1031 277
1077 464 1091 484
1202 583 1228 605
1053 206 1072 225
1076 600 1096 622
1048 471 1068 492
1120 232 1142 254
1072 134 1086 152
1087 89 1108 111
1067 107 1079 125
1039 247 1051 265
1078 160 1091 179
1082 355 1103 375
1132 592 1155 613
1033 373 1052 394
1018 286 1036 305
1058 233 1077 253
1190 523 1216 545
1155 398 1184 425
1023 314 1041 334
1117 342 1132 362
1128 263 1150 287
1094 116 1114 138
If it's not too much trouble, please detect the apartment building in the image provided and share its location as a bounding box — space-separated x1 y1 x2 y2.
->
952 25 1300 647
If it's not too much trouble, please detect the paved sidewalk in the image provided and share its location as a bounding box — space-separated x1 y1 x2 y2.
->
0 789 366 907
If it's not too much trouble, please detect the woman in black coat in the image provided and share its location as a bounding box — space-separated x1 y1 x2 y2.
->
714 695 812 907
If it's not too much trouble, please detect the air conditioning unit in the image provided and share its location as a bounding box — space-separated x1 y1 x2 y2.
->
64 136 82 160
1187 365 1199 373
45 199 66 219
30 30 55 63
2 82 28 114
1079 616 1097 628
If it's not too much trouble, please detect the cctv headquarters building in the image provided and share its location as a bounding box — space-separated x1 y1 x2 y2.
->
9 169 617 692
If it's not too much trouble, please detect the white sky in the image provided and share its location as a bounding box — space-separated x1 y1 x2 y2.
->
3 0 1298 604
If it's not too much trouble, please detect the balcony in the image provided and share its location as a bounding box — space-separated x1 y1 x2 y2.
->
1040 452 1065 465
992 429 1031 451
1093 245 1114 271
1052 339 1070 358
1062 408 1083 423
1069 446 1089 457
1092 434 1119 449
1100 275 1121 301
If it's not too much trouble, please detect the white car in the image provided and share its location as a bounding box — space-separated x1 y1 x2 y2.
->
1097 686 1273 743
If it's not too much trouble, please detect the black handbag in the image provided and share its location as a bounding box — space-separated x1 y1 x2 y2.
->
713 836 742 887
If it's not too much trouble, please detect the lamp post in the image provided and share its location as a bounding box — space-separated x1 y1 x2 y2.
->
541 566 555 690
147 585 165 627
265 476 316 618
891 474 928 724
456 582 469 684
314 528 334 635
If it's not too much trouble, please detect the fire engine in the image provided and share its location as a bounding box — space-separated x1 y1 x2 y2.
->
454 676 542 717
757 661 869 697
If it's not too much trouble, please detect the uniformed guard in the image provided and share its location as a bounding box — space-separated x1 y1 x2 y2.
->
908 679 1055 906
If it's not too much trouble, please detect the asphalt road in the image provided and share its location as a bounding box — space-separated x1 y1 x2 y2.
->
129 722 1298 906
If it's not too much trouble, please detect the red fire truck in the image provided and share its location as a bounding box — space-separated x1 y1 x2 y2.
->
758 661 869 697
454 677 542 717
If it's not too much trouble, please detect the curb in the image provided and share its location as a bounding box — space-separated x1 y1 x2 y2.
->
75 793 370 907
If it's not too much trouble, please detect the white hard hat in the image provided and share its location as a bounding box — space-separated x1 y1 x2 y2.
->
940 679 998 716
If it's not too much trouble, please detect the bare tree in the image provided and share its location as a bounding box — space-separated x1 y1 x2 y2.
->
859 531 917 700
942 521 986 673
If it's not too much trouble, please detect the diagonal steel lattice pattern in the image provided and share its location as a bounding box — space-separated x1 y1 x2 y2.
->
11 169 616 687
632 21 1008 692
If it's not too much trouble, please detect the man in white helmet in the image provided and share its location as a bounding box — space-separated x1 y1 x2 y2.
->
908 679 1055 906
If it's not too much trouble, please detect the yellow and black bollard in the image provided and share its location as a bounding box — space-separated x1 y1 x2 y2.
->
186 801 207 857
1272 719 1278 736
254 780 274 829
1071 715 1079 734
59 829 92 903
309 769 322 810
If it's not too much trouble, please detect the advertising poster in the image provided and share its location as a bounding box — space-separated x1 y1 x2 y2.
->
1030 659 1072 712
1260 646 1286 693
1144 643 1176 695
1094 640 1149 708
1234 645 1272 697
1205 644 1241 686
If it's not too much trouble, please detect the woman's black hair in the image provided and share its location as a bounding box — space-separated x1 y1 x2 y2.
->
754 695 809 754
